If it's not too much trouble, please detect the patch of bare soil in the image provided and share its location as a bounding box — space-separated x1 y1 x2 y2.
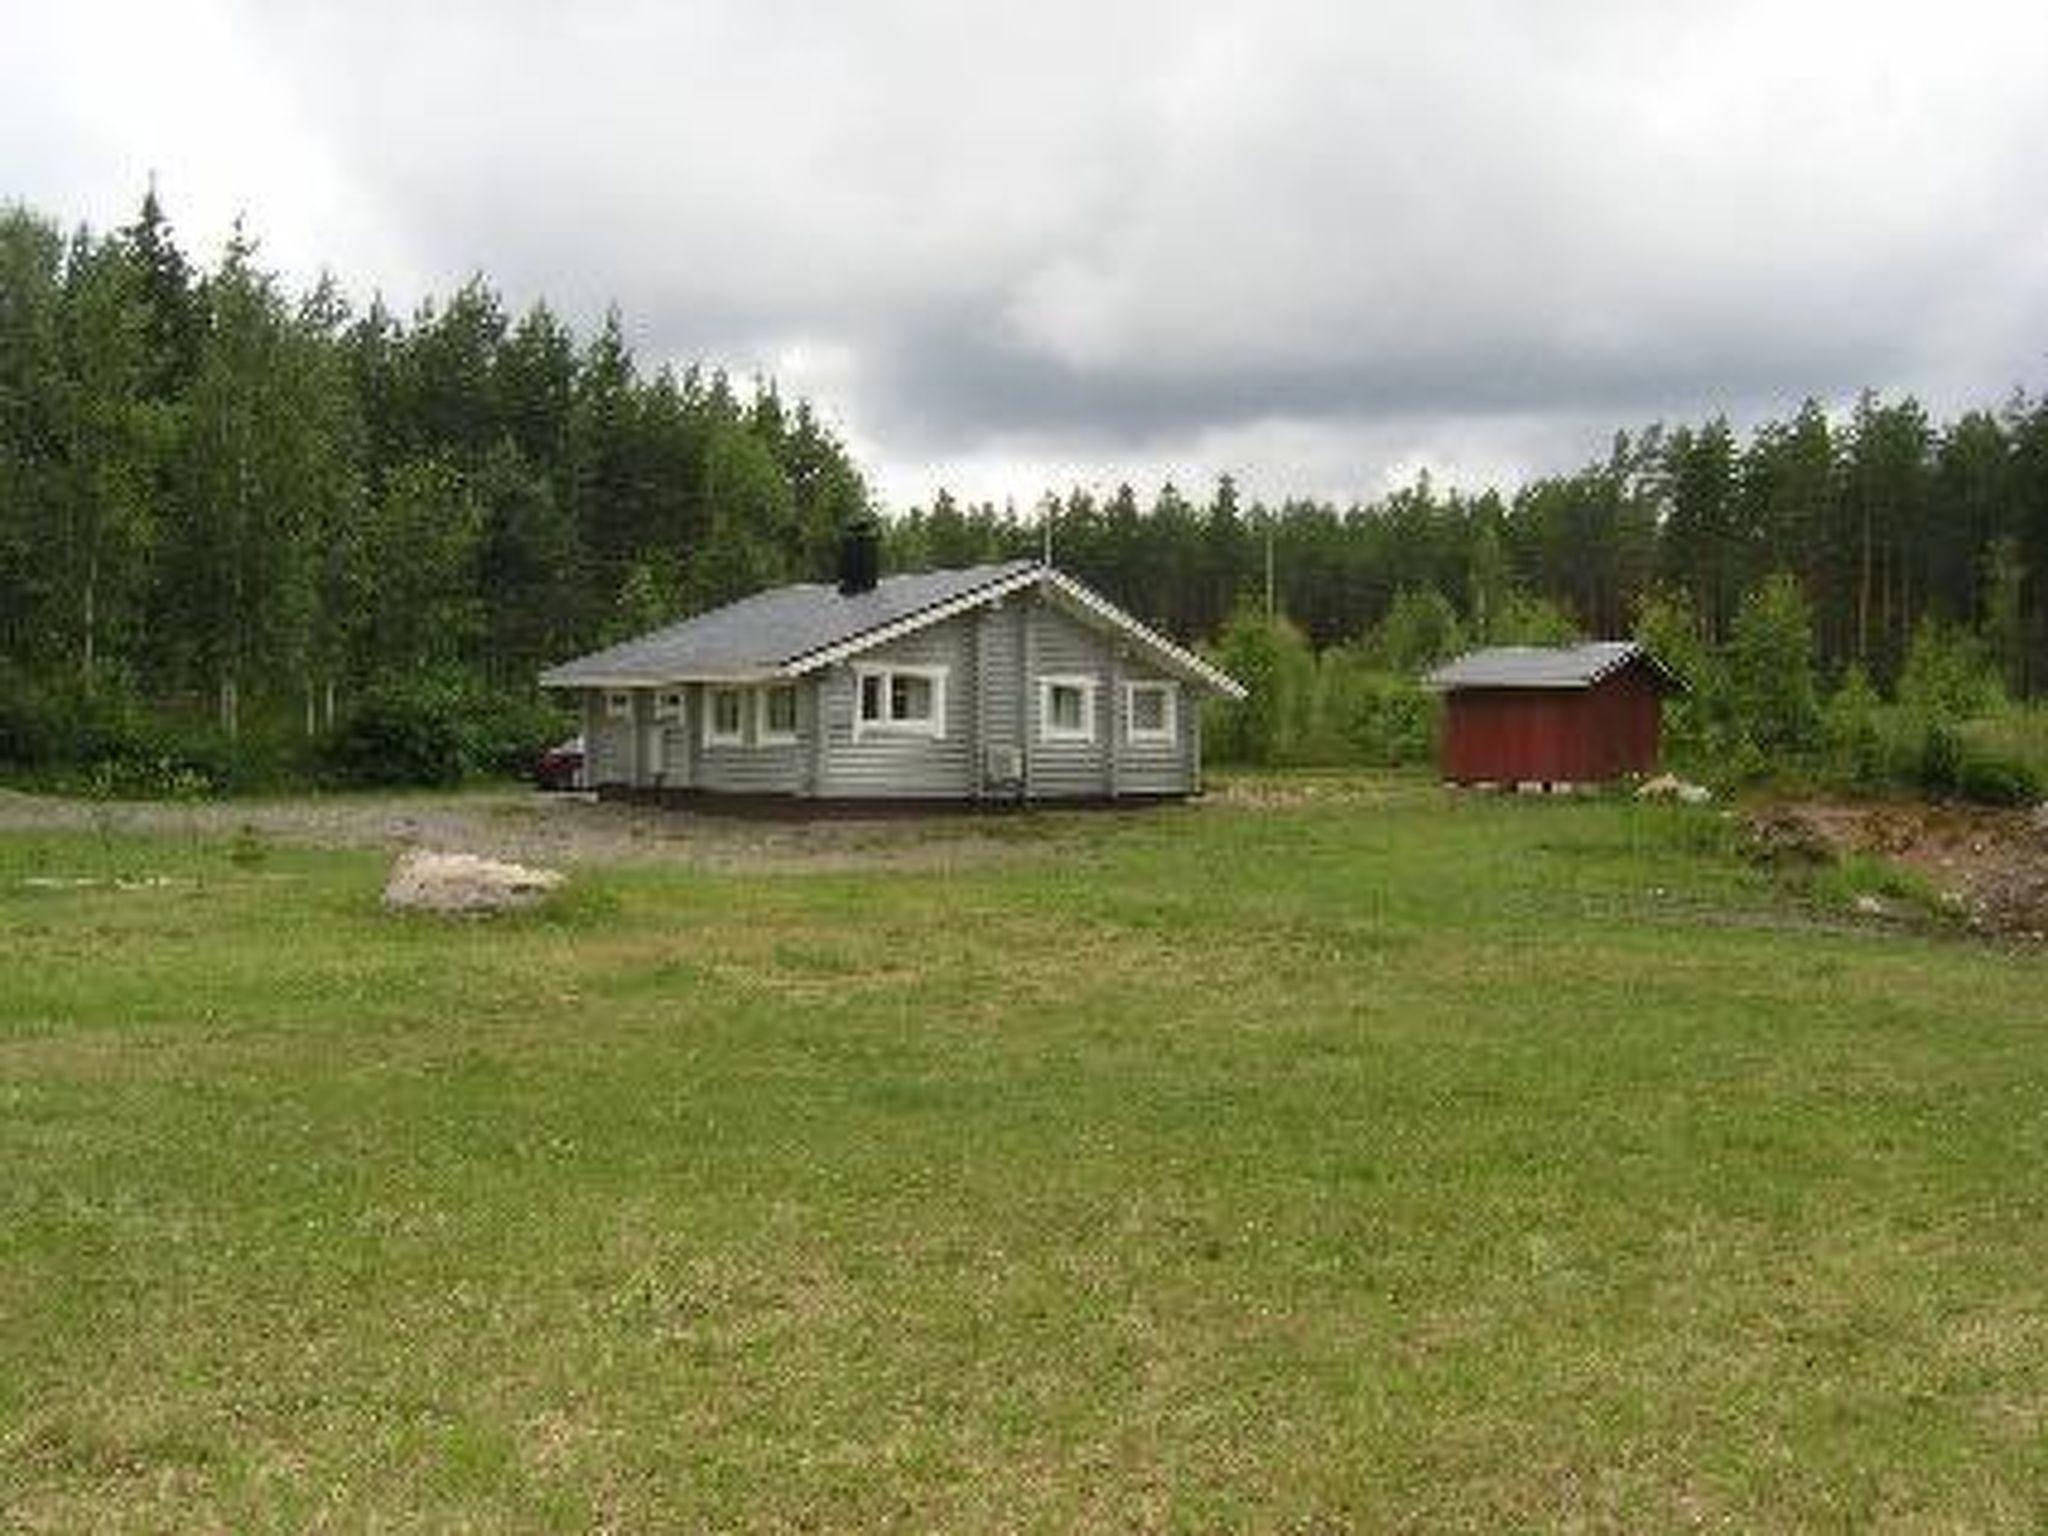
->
0 787 1103 874
1747 798 2048 939
1210 775 1406 810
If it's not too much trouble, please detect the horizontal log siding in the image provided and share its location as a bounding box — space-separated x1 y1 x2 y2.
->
1025 597 1194 798
817 622 974 798
690 681 811 795
1027 602 1112 797
657 724 691 786
585 689 633 786
980 600 1024 793
1117 669 1192 795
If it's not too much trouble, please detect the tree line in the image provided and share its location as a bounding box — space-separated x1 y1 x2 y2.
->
893 396 2048 700
3 189 2045 787
0 191 868 767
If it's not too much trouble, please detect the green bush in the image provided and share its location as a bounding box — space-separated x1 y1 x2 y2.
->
1206 611 1316 765
320 678 570 787
469 692 575 777
1898 618 2003 721
1821 666 1888 789
0 665 66 765
321 679 478 786
1963 705 2048 788
1319 658 1438 766
1915 719 1964 798
1953 750 2041 808
1369 587 1465 674
0 668 147 768
4 662 567 795
1906 717 2041 806
0 668 305 795
1726 573 1820 757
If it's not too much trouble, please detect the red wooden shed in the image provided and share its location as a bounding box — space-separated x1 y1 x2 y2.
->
1424 642 1685 787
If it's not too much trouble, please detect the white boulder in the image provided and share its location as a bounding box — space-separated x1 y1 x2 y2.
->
1638 773 1711 803
383 849 563 915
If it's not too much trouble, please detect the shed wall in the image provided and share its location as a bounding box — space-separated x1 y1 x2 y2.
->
1441 665 1664 784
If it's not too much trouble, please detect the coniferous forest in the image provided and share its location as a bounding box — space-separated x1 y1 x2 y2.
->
3 192 2046 790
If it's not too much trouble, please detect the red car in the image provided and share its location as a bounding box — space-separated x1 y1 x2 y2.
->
533 735 586 791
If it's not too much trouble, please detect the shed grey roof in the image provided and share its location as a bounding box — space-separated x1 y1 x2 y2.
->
540 558 1247 697
1423 641 1683 692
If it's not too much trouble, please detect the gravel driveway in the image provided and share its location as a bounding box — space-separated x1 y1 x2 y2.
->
0 786 1128 873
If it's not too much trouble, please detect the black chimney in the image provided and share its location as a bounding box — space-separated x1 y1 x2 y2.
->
837 513 881 596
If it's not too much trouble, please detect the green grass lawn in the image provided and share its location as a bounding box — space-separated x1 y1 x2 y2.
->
3 781 2045 1530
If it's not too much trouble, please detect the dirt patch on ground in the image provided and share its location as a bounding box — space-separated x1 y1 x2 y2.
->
1209 775 1407 810
1746 799 2048 939
0 787 1127 875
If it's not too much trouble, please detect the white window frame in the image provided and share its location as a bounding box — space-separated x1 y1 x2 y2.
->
653 689 685 723
1124 679 1179 746
756 682 799 746
1038 674 1099 744
604 690 633 721
852 663 948 741
703 685 746 747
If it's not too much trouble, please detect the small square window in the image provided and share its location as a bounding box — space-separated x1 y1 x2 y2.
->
604 691 632 720
1038 675 1097 743
1126 680 1177 745
654 690 684 722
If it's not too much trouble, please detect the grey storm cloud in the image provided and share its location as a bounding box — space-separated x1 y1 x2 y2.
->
10 0 2048 504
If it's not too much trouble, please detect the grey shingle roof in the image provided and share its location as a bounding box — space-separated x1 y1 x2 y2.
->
1424 641 1683 692
541 560 1041 687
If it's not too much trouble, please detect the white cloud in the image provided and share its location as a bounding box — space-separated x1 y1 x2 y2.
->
8 0 2047 509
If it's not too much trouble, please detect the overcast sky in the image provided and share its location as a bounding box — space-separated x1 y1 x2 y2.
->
7 0 2047 511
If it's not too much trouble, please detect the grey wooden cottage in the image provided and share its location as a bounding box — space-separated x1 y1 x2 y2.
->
540 554 1244 803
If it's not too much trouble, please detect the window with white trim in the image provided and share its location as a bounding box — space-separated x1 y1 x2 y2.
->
1038 674 1098 743
756 683 798 745
604 690 632 720
704 685 746 746
1124 680 1178 745
653 689 685 723
853 664 946 740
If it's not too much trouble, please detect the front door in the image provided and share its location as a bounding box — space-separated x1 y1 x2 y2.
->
648 688 688 787
642 720 665 784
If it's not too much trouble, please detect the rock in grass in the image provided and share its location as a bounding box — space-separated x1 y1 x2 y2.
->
1740 808 1837 868
383 849 563 915
1638 773 1712 804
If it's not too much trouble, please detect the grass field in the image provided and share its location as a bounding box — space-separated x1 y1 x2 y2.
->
3 779 2045 1529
